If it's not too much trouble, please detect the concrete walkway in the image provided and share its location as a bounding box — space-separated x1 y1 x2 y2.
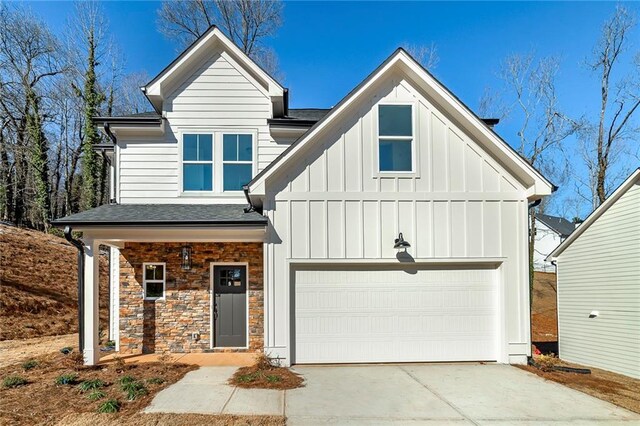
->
145 364 640 424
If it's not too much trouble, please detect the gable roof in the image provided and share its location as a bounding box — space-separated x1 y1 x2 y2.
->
247 48 554 198
143 26 285 115
547 168 640 260
536 213 575 238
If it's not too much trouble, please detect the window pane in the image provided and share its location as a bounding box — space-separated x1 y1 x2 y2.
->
184 164 213 191
379 105 412 137
183 134 198 161
145 282 163 299
379 139 412 172
145 264 157 281
198 134 212 161
238 135 253 161
223 134 238 161
223 164 252 191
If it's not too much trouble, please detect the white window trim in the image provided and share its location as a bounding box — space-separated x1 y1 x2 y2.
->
222 133 255 193
178 129 257 196
181 133 215 194
143 262 166 301
374 102 418 176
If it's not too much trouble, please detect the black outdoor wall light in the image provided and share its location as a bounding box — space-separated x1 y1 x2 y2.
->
394 233 411 250
181 245 192 270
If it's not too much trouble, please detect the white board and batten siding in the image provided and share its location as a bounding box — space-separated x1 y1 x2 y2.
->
556 182 640 379
262 73 532 365
116 49 285 204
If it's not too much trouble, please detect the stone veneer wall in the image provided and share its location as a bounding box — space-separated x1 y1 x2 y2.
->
119 242 263 354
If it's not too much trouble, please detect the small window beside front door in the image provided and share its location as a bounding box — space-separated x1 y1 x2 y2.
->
143 263 165 300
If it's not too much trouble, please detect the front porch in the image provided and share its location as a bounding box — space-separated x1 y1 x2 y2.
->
51 203 268 365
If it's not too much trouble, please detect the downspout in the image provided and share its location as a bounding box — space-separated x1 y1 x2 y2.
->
64 226 84 353
103 122 118 204
242 185 261 214
527 198 542 363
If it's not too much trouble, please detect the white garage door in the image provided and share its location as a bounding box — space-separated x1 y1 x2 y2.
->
294 266 498 364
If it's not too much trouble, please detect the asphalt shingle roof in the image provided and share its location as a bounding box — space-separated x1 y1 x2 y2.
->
52 204 267 227
537 213 575 237
286 108 331 121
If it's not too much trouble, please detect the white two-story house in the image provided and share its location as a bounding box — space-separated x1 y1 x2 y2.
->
533 213 576 272
54 27 553 366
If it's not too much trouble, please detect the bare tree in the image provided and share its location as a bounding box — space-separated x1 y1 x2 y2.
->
481 52 579 303
157 0 283 76
0 3 64 228
405 43 439 70
581 6 639 208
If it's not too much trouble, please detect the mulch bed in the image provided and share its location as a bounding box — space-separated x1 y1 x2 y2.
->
519 361 640 414
0 350 197 425
229 355 303 390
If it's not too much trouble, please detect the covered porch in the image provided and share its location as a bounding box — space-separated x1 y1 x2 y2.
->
52 204 267 365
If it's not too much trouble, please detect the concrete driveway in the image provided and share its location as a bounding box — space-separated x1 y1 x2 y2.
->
145 364 640 424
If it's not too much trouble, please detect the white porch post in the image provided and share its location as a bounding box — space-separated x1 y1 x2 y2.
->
109 246 120 351
83 239 100 365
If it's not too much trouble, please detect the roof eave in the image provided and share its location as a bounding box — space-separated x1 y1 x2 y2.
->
546 168 640 261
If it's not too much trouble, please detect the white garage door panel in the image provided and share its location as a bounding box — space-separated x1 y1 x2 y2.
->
294 267 498 364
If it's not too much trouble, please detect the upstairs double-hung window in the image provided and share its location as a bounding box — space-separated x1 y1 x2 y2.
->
378 105 414 172
183 134 213 191
223 134 253 191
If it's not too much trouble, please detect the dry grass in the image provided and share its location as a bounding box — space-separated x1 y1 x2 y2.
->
58 413 285 426
229 353 304 390
531 271 558 343
0 224 110 341
0 348 197 425
520 359 640 414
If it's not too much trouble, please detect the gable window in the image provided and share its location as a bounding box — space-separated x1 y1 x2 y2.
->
143 263 165 300
378 104 413 172
223 134 253 191
183 134 213 191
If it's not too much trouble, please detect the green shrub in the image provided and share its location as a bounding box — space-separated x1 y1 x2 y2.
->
97 399 120 413
118 375 136 385
147 377 165 385
121 380 148 400
55 372 79 385
266 374 281 383
237 372 260 383
60 347 73 355
87 390 106 401
3 375 27 388
77 379 105 392
21 360 38 371
105 340 116 348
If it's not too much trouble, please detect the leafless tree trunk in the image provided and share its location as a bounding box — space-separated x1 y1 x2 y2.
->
585 6 639 207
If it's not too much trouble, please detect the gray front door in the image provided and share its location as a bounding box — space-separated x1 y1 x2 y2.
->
213 265 247 347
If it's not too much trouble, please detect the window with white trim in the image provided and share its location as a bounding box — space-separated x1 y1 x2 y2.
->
143 263 165 300
183 134 213 191
222 134 253 191
378 105 413 172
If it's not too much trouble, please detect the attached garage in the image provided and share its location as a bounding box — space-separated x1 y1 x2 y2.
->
293 265 499 364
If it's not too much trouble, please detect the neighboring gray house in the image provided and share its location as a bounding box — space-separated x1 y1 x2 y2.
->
53 27 553 366
547 169 640 379
533 214 575 272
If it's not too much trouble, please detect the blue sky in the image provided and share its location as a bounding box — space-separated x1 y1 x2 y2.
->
28 1 640 217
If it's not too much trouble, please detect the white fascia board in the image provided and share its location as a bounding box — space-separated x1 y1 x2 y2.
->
81 226 267 243
546 168 640 261
248 49 553 197
144 27 283 104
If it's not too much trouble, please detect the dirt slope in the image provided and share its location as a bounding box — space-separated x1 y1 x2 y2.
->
0 224 109 340
531 271 558 342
